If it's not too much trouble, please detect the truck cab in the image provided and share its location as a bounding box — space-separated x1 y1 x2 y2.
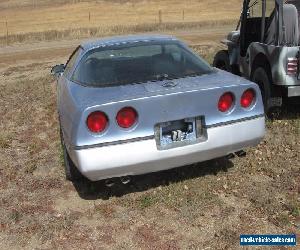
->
214 0 300 111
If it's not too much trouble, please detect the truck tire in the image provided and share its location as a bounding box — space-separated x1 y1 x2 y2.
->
213 50 231 72
251 67 271 112
60 128 84 182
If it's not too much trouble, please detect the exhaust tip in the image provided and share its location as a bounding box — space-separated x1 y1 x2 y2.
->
120 176 131 185
235 150 246 158
226 153 235 160
105 179 115 187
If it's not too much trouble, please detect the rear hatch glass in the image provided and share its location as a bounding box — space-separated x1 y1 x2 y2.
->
71 41 213 87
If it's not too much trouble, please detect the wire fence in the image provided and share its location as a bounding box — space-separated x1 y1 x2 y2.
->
0 2 239 45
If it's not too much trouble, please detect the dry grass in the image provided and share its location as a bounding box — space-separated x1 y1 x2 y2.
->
0 0 241 44
0 19 236 46
0 1 299 248
0 43 299 249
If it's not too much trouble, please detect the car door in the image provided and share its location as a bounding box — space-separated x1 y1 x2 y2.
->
239 0 276 77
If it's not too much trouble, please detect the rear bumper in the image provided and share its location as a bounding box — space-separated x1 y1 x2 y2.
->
68 116 265 181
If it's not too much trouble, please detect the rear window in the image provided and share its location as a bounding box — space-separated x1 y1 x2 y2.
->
71 41 213 87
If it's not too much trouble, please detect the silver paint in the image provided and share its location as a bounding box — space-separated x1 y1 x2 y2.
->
56 35 265 181
68 117 265 181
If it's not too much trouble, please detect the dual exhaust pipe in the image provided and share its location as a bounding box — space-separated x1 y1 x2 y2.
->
227 150 246 160
105 176 131 187
105 151 246 187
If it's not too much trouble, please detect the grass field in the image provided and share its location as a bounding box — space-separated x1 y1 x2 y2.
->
0 41 299 249
0 0 241 44
0 0 299 249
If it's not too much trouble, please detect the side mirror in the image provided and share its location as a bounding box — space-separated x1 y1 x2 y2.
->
51 64 65 77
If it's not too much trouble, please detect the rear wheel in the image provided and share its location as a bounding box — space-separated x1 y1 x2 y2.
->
213 50 231 72
251 67 272 113
60 129 84 182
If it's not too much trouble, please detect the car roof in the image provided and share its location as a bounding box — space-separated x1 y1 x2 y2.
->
80 34 179 51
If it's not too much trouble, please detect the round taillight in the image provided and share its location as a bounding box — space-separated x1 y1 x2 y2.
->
87 111 108 133
116 107 138 128
241 89 255 108
218 92 234 112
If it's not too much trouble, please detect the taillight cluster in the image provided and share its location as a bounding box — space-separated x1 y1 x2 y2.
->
218 89 256 113
240 89 255 108
87 107 138 133
87 111 108 133
116 107 138 129
218 92 234 112
287 58 298 76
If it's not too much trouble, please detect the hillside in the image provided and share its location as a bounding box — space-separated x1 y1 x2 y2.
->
0 0 241 44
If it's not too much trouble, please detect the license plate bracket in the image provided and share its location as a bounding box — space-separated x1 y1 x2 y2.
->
155 117 205 150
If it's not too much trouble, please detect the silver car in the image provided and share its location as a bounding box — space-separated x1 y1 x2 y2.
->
51 35 265 182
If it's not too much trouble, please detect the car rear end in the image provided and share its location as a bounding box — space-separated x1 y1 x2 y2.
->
58 36 265 181
61 71 265 181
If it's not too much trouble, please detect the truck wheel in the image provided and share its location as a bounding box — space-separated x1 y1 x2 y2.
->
251 67 271 112
60 129 84 182
213 50 231 72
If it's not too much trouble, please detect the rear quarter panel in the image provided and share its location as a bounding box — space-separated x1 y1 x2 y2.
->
246 42 300 85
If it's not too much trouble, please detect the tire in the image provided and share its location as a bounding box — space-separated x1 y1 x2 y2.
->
60 128 84 182
213 50 231 72
251 67 272 113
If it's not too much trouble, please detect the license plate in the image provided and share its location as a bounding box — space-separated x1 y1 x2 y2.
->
155 117 205 150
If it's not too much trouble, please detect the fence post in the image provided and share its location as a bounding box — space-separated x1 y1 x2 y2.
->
158 10 162 24
89 12 91 22
182 10 185 21
5 20 8 46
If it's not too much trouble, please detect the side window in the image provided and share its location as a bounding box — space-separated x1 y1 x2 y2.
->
64 47 82 75
248 0 263 18
265 0 275 17
248 0 275 18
